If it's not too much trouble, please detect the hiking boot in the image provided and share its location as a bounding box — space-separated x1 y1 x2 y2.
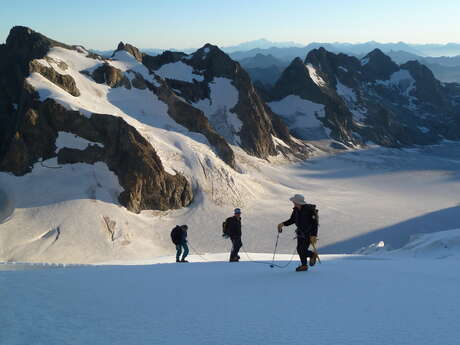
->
180 259 189 263
295 265 308 272
309 252 318 267
229 257 239 262
176 259 180 263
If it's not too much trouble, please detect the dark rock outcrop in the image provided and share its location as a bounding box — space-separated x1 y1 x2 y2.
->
30 60 81 96
401 60 449 108
154 81 236 168
91 62 131 88
115 42 143 62
361 49 400 81
142 50 187 71
305 48 362 90
272 57 326 104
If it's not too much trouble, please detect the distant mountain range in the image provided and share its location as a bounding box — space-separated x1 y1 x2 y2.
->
90 39 460 59
237 50 460 86
90 40 460 85
227 41 460 60
222 38 304 53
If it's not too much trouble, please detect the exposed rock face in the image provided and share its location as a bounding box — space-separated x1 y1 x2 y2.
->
361 49 399 82
5 26 73 71
268 47 460 148
116 42 143 62
91 62 131 89
142 50 186 71
271 54 360 146
0 26 193 212
305 48 362 90
400 60 449 108
30 60 81 96
44 101 192 212
273 57 326 103
154 81 236 168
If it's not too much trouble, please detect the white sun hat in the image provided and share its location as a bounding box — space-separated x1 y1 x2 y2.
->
289 194 306 205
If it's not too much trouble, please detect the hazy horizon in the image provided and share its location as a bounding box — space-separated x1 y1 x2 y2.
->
1 0 459 50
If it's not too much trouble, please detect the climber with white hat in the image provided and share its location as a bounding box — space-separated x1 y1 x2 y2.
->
277 194 319 272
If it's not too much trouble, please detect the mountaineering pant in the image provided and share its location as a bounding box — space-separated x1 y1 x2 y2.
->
176 242 189 261
297 235 314 266
230 237 242 260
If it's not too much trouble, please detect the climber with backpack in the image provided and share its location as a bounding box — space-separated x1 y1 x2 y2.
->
222 208 243 262
171 224 189 263
277 194 319 272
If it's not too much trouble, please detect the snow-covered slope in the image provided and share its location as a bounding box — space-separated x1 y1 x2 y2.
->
358 228 460 259
2 253 459 345
2 140 460 263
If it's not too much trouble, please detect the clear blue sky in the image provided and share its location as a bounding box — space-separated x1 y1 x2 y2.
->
1 0 459 50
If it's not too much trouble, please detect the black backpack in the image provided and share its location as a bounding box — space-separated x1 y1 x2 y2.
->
171 226 182 245
222 218 231 237
307 204 319 234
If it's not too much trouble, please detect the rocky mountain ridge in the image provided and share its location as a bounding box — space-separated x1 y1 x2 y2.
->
267 47 460 148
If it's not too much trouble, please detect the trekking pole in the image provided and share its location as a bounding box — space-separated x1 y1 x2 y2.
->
270 232 280 268
311 241 321 264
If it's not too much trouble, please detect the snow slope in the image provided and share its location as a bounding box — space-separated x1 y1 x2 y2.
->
193 77 243 144
359 228 460 259
267 95 327 139
2 139 460 263
1 252 459 345
1 45 460 264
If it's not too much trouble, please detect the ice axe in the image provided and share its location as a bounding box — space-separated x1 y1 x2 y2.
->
311 241 321 264
270 232 280 268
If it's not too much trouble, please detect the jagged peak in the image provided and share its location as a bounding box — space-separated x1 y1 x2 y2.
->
364 48 388 60
6 26 71 52
401 59 423 68
305 47 339 67
277 57 311 79
362 49 399 69
275 57 314 86
194 43 227 58
360 48 399 81
185 43 237 78
291 56 305 66
114 41 143 62
400 60 436 79
4 26 75 70
202 43 218 50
